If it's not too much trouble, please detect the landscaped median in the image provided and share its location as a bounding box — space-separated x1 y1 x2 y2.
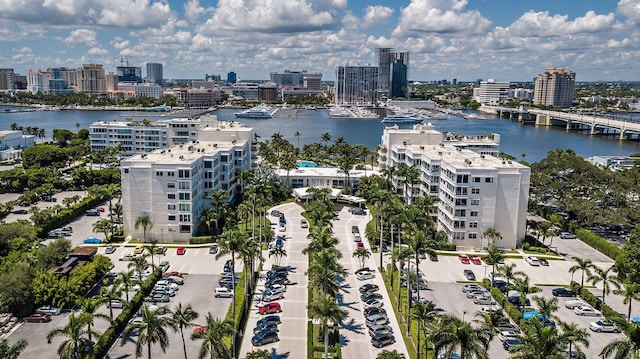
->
382 265 422 359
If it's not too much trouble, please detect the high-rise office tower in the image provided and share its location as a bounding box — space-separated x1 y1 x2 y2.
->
533 67 576 108
0 68 15 90
227 72 237 84
117 66 142 83
335 65 379 106
146 63 163 86
376 48 394 94
390 52 409 98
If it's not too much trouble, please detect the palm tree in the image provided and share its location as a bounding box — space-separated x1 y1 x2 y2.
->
190 313 234 359
321 132 332 148
406 231 431 335
429 313 493 359
92 218 113 242
600 318 640 358
560 321 590 359
294 130 301 150
307 249 347 296
99 285 123 322
269 246 287 266
171 303 200 359
135 214 153 243
512 276 541 309
247 349 271 359
498 263 525 288
509 319 578 359
482 228 502 249
532 295 559 320
308 294 348 359
377 350 406 359
145 241 159 269
391 246 412 313
76 297 110 342
474 308 507 333
589 265 620 305
412 301 440 359
0 339 28 359
614 279 640 322
569 257 595 289
122 305 173 359
128 256 149 283
352 248 371 270
47 312 98 359
484 246 506 281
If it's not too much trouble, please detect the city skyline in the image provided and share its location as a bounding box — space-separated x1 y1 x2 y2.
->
0 0 637 82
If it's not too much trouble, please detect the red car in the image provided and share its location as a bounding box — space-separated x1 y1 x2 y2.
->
24 313 52 323
357 242 365 250
192 326 208 335
162 271 183 278
458 254 470 264
469 255 482 265
259 302 282 315
176 246 186 255
96 207 105 212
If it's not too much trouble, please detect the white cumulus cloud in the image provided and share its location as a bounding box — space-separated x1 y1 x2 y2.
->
63 29 97 47
508 10 615 37
363 5 394 27
393 0 492 36
617 0 640 24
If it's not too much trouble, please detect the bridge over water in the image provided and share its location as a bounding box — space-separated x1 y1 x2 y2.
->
480 106 640 140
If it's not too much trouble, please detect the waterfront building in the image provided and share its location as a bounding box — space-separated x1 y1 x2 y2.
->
386 100 435 109
376 48 394 95
116 82 163 99
117 66 142 83
390 52 409 98
259 83 278 101
227 72 237 84
275 167 378 191
48 67 77 87
76 64 107 96
0 68 15 90
146 63 163 86
512 88 534 101
27 70 51 94
89 117 202 155
169 88 220 107
475 79 510 106
270 70 323 91
106 72 118 92
232 83 260 100
0 130 35 160
587 155 638 171
335 65 379 106
533 67 576 108
120 116 256 242
378 123 530 249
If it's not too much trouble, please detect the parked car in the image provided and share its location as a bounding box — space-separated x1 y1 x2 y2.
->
105 245 116 254
525 256 541 266
357 242 365 250
351 208 366 215
466 290 489 299
429 253 439 261
36 305 61 315
539 258 549 266
223 260 232 272
259 302 282 315
497 322 520 332
503 338 521 350
278 223 286 232
474 296 497 305
458 254 470 264
176 246 186 255
144 293 170 303
469 255 481 265
96 207 105 212
559 231 577 239
353 232 362 242
156 246 167 255
364 299 384 308
368 324 393 337
589 320 619 332
12 209 28 214
119 254 138 261
251 328 279 346
107 300 124 308
357 271 375 281
24 313 51 323
165 276 184 285
552 288 576 297
152 287 176 297
271 210 281 217
461 284 486 293
266 284 287 294
574 306 602 316
253 321 279 335
361 292 383 302
352 225 360 233
83 237 103 244
300 219 308 228
507 296 530 306
565 300 587 309
155 280 179 291
359 284 380 293
133 246 144 254
214 287 234 298
464 269 476 281
159 261 170 272
371 333 395 348
262 291 285 303
364 307 386 317
498 330 519 342
85 209 100 216
365 314 390 328
257 315 281 327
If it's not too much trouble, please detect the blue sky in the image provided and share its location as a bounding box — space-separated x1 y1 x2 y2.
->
0 0 638 82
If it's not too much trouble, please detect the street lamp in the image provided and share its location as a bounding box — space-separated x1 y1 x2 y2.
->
379 218 384 270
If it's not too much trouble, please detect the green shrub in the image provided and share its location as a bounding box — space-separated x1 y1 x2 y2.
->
576 229 622 260
504 302 522 323
435 243 456 251
189 236 214 244
491 287 507 306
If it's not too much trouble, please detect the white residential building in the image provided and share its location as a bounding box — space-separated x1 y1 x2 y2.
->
0 130 35 160
275 167 379 190
475 79 510 106
120 116 256 242
378 123 530 249
116 82 163 98
89 117 202 155
27 70 51 94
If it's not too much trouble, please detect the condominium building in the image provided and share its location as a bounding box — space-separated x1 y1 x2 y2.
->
89 117 202 155
0 130 35 160
270 70 323 91
334 65 379 106
48 67 77 87
533 67 576 108
116 82 163 99
0 68 15 90
376 48 394 94
475 79 510 106
146 63 163 86
377 48 409 98
120 116 256 242
378 123 530 249
76 64 107 96
27 70 51 94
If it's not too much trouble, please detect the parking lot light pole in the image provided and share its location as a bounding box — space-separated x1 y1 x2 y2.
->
379 219 384 270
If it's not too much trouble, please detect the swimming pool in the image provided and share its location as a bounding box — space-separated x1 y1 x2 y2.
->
297 160 318 168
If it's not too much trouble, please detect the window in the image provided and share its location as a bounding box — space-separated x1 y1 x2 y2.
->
179 193 191 200
180 225 191 233
471 188 480 194
156 171 163 176
455 209 466 217
168 215 176 221
168 204 176 210
167 194 176 199
456 175 469 183
167 183 175 189
469 222 478 228
455 198 467 206
469 233 477 239
485 177 494 183
124 168 129 174
178 169 190 178
179 203 191 211
179 214 191 222
471 199 480 206
178 181 190 190
473 177 481 183
167 172 175 177
470 211 479 217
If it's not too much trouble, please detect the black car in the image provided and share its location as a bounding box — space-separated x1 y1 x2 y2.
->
361 292 383 302
359 284 380 294
257 315 281 327
352 225 360 233
266 271 288 281
223 260 232 273
464 269 476 281
507 296 530 306
265 277 290 287
503 338 520 350
351 208 366 215
271 210 282 217
429 253 439 262
552 288 576 297
251 329 279 346
12 209 28 214
364 306 386 317
539 258 549 266
253 321 279 335
371 333 395 348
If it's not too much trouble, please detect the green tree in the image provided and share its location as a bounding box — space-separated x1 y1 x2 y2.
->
92 218 113 243
498 263 525 288
269 246 287 267
532 295 559 320
122 305 173 359
376 350 405 359
307 249 347 296
482 228 502 249
247 349 271 359
352 248 371 270
308 294 348 359
0 339 28 359
484 246 506 281
614 279 640 322
76 297 110 342
190 313 234 359
134 214 153 243
560 321 590 359
588 265 620 305
171 303 200 359
412 301 440 359
569 257 595 289
600 318 640 358
98 285 123 322
430 313 493 359
47 312 98 359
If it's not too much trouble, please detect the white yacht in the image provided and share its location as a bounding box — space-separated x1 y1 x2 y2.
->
234 107 273 119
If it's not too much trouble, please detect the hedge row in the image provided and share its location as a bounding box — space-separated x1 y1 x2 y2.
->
576 229 622 260
189 236 215 244
486 281 522 324
39 194 107 236
91 268 161 358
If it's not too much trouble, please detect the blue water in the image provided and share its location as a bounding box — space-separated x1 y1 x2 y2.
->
297 160 318 168
2 105 640 163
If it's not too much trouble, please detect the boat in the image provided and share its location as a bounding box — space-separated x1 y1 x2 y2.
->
328 107 352 118
147 104 171 112
381 114 423 124
234 107 273 119
304 105 316 110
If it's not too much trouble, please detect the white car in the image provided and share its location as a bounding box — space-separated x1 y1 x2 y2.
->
461 284 486 293
574 306 602 316
466 290 488 299
119 254 138 261
473 296 497 305
357 271 375 281
589 320 619 333
278 224 286 232
565 300 587 309
155 280 179 291
525 256 540 266
498 330 519 342
480 305 501 313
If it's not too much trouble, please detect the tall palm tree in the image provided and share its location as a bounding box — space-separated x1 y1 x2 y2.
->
0 339 28 359
412 301 440 359
308 294 348 359
614 279 640 322
569 257 595 289
352 248 371 270
429 313 493 359
268 246 287 266
135 214 153 243
92 218 113 242
391 246 412 313
484 246 506 281
128 256 149 283
122 305 173 359
482 228 502 249
406 231 431 335
190 313 234 359
474 308 507 333
200 208 217 238
532 295 559 320
99 285 123 322
144 241 159 269
47 312 98 359
307 249 347 296
589 265 620 305
509 319 578 359
498 262 526 288
560 321 590 359
512 276 541 309
600 318 640 358
117 271 136 302
76 297 110 342
320 132 332 148
171 303 200 359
